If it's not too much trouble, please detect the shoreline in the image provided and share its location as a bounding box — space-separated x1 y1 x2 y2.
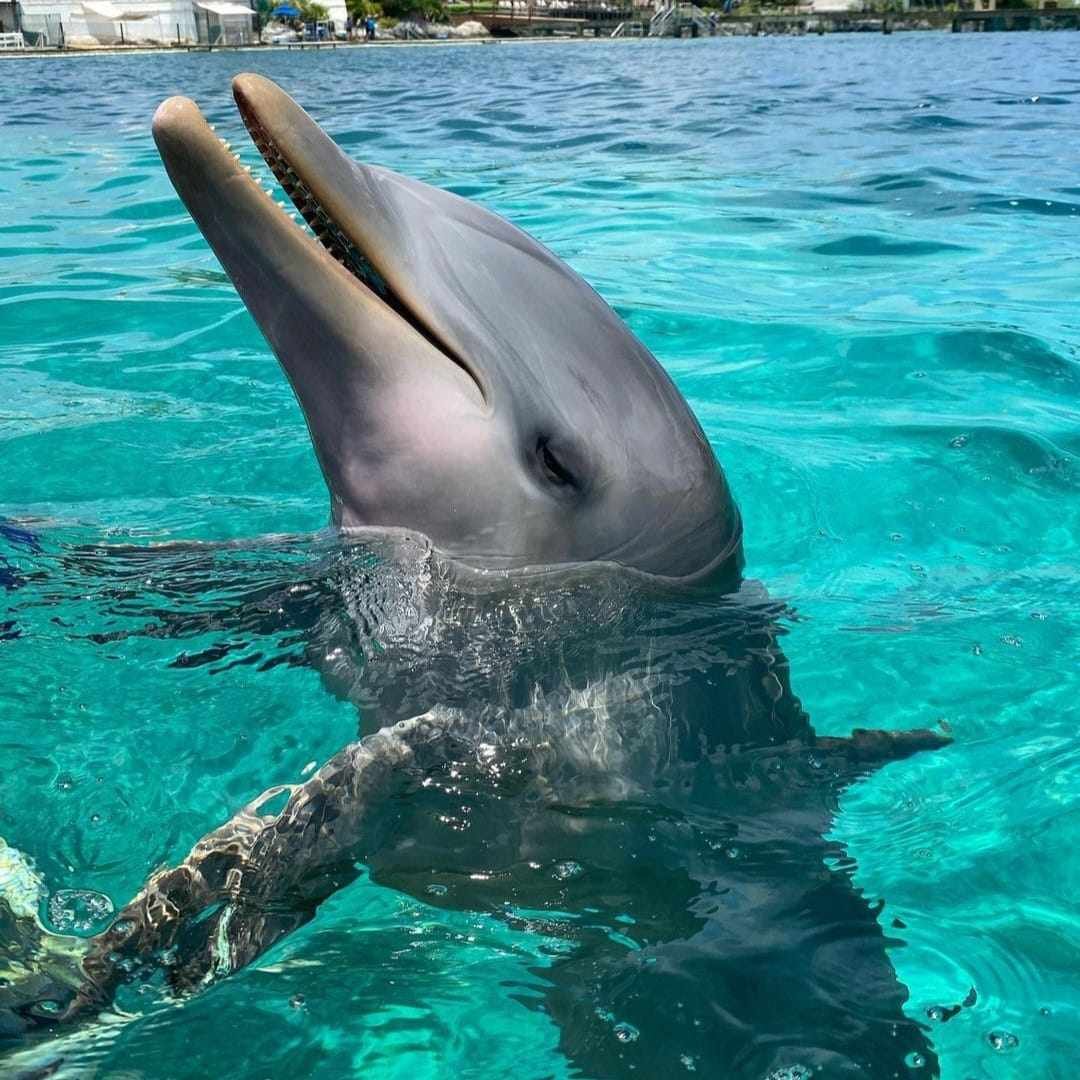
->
2 7 1077 59
0 34 637 59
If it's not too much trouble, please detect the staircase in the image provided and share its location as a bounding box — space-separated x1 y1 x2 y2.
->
649 1 711 35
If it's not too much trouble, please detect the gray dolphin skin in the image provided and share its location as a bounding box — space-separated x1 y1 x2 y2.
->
153 74 743 583
0 76 952 1079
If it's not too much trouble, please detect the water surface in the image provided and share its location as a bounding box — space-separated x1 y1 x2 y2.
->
1 33 1079 1078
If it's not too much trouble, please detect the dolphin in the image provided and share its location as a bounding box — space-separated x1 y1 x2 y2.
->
153 74 742 584
0 76 950 1079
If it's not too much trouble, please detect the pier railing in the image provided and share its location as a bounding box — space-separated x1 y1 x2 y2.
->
453 1 644 25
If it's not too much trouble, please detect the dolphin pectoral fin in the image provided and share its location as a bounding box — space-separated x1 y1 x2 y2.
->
811 726 952 772
35 713 479 1025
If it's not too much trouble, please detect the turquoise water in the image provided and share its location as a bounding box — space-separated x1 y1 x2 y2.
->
1 33 1079 1077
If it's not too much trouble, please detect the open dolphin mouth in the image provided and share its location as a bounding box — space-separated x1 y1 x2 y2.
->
236 95 391 298
152 74 485 403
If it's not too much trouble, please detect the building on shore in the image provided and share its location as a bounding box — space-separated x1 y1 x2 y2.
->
6 0 348 45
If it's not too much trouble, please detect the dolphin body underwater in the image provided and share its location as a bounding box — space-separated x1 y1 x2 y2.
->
0 75 953 1078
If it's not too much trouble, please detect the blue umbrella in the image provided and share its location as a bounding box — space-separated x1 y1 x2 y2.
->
271 3 301 15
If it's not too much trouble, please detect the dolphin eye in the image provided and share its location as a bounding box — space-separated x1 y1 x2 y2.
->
537 437 576 489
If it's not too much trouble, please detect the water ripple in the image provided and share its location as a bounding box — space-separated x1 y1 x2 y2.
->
1 31 1079 1080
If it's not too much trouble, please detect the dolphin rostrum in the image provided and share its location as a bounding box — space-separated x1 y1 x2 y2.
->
0 76 949 1079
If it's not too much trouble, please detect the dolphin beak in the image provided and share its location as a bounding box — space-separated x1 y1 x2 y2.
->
151 77 484 513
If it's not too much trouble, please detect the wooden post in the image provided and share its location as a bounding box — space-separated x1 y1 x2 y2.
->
120 21 125 42
176 21 181 44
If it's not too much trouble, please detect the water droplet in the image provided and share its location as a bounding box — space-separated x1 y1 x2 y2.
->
613 1021 639 1043
905 1051 927 1068
552 860 583 881
986 1030 1019 1052
289 993 305 1009
425 883 448 897
47 888 115 935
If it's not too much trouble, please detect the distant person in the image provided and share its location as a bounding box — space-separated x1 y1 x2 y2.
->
345 14 353 37
365 14 376 38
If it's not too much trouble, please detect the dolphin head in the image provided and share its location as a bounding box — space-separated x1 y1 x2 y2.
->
152 74 743 584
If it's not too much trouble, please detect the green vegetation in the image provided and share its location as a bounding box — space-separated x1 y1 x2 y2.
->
380 0 446 17
347 0 445 20
346 0 380 17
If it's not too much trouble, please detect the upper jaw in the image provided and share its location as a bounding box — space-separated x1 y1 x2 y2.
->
151 81 484 512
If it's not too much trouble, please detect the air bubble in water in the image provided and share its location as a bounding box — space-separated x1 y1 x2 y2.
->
425 883 448 897
764 1067 812 1080
47 889 114 935
552 861 583 881
613 1021 639 1043
986 1030 1019 1052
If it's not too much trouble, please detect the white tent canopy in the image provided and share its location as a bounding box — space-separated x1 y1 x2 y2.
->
80 1 170 17
194 0 253 12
